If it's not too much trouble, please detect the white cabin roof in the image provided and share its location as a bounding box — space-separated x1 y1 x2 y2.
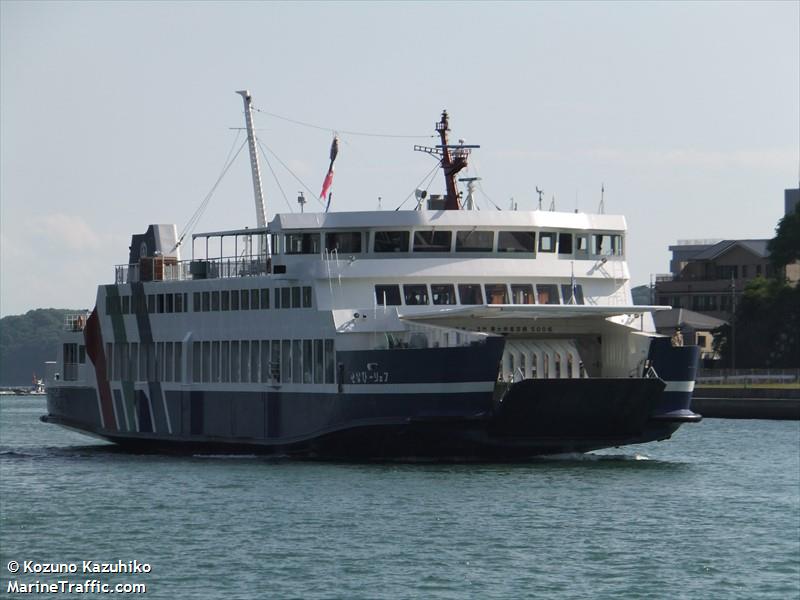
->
268 210 626 233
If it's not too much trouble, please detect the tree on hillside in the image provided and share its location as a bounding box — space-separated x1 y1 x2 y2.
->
0 309 81 385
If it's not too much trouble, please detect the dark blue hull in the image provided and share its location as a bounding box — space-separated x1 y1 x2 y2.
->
42 336 701 459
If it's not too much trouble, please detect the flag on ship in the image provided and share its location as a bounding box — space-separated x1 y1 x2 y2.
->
319 135 339 200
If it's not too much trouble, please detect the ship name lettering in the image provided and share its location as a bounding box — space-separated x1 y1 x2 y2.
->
350 370 390 384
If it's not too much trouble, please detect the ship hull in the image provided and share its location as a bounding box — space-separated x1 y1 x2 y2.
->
42 378 691 459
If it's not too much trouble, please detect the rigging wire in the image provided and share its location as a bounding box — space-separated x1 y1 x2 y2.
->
257 140 325 208
174 139 248 250
394 162 441 211
252 106 436 139
257 142 294 214
469 163 502 211
477 180 502 211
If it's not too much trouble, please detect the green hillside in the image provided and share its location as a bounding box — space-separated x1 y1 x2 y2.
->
0 309 84 385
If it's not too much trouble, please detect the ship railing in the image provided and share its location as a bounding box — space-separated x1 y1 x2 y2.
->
697 368 800 385
63 313 90 332
114 255 271 284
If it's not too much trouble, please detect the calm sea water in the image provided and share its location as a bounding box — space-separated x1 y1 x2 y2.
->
1 396 798 599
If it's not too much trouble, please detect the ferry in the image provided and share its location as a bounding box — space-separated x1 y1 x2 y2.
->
42 92 701 458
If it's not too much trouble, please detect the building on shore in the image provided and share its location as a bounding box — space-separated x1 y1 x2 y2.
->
654 188 800 322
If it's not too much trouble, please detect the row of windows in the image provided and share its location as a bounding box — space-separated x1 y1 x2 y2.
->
191 286 312 312
281 229 624 258
190 339 335 385
375 283 586 307
102 338 336 385
106 341 184 383
106 293 189 316
106 286 313 316
661 294 736 312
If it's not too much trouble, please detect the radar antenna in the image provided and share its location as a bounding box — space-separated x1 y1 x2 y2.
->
535 187 544 210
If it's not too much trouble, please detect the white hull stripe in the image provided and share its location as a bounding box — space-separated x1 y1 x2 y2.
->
343 382 495 395
664 381 695 393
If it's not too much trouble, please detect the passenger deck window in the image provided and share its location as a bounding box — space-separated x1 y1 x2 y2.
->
558 233 573 255
403 285 429 305
498 231 535 253
326 231 362 254
539 232 556 253
285 233 321 254
375 285 401 306
431 284 457 305
510 284 535 304
413 230 452 252
561 284 585 305
485 284 508 305
374 231 410 253
458 284 483 305
456 230 494 252
537 284 560 304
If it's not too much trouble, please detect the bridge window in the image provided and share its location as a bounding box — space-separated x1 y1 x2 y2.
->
593 233 623 256
431 284 457 305
326 231 362 254
558 233 573 255
458 284 483 305
456 230 494 252
403 284 429 306
498 231 535 253
375 285 401 306
241 289 250 310
485 284 508 304
413 230 452 252
510 284 535 304
302 287 312 308
576 234 589 258
536 284 560 304
374 231 410 253
285 232 321 254
539 232 556 253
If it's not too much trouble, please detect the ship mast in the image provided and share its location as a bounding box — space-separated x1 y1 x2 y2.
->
414 111 478 210
236 90 267 229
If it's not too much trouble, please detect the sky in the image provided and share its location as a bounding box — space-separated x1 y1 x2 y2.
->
1 1 798 316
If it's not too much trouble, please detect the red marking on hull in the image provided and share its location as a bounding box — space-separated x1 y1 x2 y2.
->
83 308 117 431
